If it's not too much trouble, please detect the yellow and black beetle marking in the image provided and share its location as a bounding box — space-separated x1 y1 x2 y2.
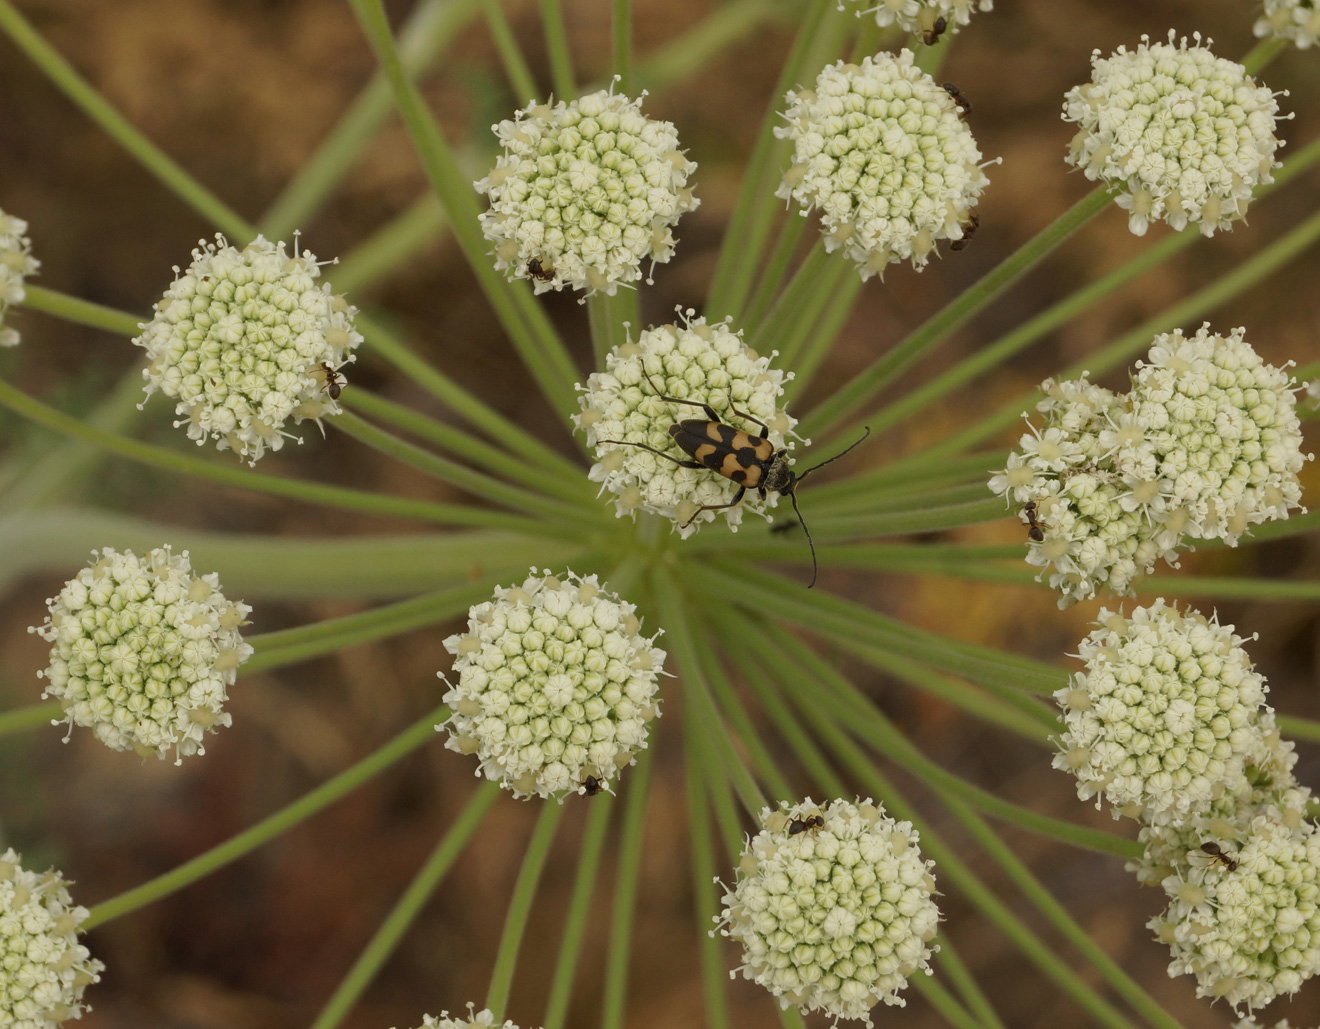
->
594 367 870 588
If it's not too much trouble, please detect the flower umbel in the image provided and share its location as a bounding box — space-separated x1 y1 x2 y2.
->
1053 600 1275 825
1063 33 1285 237
394 1004 533 1029
776 51 992 278
0 207 39 348
31 546 252 764
1255 0 1320 49
133 234 362 464
438 569 664 800
715 798 940 1027
834 0 993 42
0 848 104 1028
989 325 1310 606
475 87 698 296
575 314 799 535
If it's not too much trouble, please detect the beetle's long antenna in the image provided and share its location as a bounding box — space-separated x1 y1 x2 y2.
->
789 491 819 588
795 426 871 485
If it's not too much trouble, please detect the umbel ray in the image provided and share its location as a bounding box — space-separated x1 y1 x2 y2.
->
595 368 870 588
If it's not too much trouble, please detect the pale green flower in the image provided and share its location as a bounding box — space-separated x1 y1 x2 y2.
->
715 798 940 1027
777 51 991 277
134 234 361 464
31 546 252 764
439 569 664 800
0 208 39 348
476 88 698 296
0 848 104 1028
1063 33 1284 236
835 0 993 43
1054 600 1276 825
1255 0 1320 48
395 1005 533 1029
575 313 799 535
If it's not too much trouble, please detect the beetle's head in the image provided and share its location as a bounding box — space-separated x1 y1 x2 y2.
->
765 451 796 494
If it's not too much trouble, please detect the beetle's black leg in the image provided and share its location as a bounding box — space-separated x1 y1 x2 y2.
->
679 486 747 527
639 367 722 422
594 438 704 469
721 403 770 439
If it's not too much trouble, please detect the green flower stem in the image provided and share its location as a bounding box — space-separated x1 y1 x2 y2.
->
354 310 585 477
799 185 1114 443
738 212 808 333
0 701 61 737
687 672 751 863
542 795 614 1029
486 800 564 1020
780 271 864 401
539 0 576 100
0 375 559 536
587 289 639 371
929 943 1009 1029
705 0 844 320
633 0 784 94
613 0 632 94
482 0 539 103
342 389 591 506
328 193 448 295
748 240 831 345
687 561 1064 696
810 480 997 518
308 782 501 1029
0 373 148 514
1278 715 1320 744
260 0 482 238
941 792 1186 1029
0 0 254 240
817 449 1007 497
774 668 1141 1029
1137 575 1320 602
600 743 654 1029
332 408 592 523
1242 34 1286 76
768 254 858 376
766 626 1138 858
84 705 447 930
19 284 142 336
924 191 1320 462
723 624 1081 1029
347 0 583 420
244 580 505 674
681 725 731 1029
654 570 768 815
0 507 584 601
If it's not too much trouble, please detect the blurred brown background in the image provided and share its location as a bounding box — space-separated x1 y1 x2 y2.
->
1 0 1319 1026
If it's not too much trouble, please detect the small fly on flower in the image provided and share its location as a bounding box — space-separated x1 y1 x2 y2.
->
594 368 870 588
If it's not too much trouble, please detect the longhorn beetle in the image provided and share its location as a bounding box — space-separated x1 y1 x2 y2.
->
595 368 870 588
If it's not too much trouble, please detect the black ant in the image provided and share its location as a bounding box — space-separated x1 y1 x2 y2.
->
950 214 979 252
579 775 603 797
922 15 947 45
1200 841 1238 872
320 362 346 401
788 814 824 836
527 257 556 283
1022 500 1045 542
943 82 971 117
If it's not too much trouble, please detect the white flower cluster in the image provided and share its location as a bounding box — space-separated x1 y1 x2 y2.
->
1255 0 1320 49
0 208 39 348
1062 33 1284 237
715 798 940 1027
1057 604 1320 1013
133 234 361 464
475 88 698 296
835 0 993 41
394 1004 533 1029
575 314 799 536
1053 599 1275 825
31 547 251 764
776 52 991 278
989 325 1309 607
438 569 663 800
0 848 104 1028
